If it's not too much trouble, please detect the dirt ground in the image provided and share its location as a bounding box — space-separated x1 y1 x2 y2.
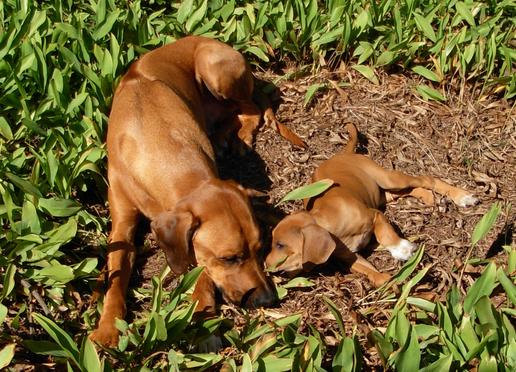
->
137 68 515 369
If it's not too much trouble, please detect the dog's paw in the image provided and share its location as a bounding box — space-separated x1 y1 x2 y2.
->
456 194 479 208
197 334 223 353
386 239 416 261
89 326 119 348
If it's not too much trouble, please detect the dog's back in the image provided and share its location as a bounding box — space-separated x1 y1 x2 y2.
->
311 124 384 210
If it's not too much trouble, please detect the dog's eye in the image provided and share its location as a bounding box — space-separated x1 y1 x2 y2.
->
275 241 286 249
221 255 242 264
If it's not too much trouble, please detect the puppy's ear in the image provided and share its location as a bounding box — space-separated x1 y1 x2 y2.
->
301 224 336 268
151 211 199 274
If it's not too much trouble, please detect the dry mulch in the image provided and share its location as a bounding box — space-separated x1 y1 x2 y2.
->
137 68 515 369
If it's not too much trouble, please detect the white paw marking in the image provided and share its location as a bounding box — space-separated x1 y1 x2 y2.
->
387 239 416 261
457 194 479 208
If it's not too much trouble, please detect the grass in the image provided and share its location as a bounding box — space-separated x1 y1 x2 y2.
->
0 0 515 370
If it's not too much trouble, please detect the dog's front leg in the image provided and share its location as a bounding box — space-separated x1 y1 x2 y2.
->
90 189 138 347
192 271 223 352
334 247 391 287
192 270 217 315
90 241 136 347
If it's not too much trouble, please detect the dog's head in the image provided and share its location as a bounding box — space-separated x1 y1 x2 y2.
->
151 179 275 308
265 212 336 276
194 40 254 103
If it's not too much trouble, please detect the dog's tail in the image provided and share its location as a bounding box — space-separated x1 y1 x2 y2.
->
342 123 358 153
254 80 307 149
263 107 307 148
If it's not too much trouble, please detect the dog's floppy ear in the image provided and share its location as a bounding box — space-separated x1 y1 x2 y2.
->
151 211 199 274
301 224 336 268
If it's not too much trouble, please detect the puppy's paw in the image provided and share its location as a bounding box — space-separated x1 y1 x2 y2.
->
387 239 416 261
456 194 479 208
197 334 223 353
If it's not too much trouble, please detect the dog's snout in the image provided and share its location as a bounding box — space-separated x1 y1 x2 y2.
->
242 281 277 309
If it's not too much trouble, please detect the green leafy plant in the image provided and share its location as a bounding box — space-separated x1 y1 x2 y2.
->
278 178 334 204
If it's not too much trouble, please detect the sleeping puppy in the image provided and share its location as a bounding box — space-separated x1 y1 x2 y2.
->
266 124 478 286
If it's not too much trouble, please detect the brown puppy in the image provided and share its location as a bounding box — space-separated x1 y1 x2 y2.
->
266 124 477 286
90 36 277 347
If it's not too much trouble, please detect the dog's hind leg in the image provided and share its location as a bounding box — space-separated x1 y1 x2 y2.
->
385 187 435 205
90 185 138 347
364 162 477 207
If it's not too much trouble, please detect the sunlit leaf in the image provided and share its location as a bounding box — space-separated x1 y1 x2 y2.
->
279 179 334 203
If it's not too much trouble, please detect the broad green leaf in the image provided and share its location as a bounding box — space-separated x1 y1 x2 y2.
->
472 203 501 246
351 65 379 85
419 353 452 372
412 66 441 82
456 2 475 26
303 83 326 107
181 353 222 369
275 313 302 328
32 313 80 368
458 315 480 352
507 245 516 274
5 172 43 198
376 50 396 66
323 296 345 335
394 324 421 371
22 200 41 234
23 340 68 358
0 264 16 301
370 329 393 364
279 179 334 203
0 117 13 140
0 304 7 324
282 277 315 289
478 354 497 372
245 46 269 62
80 337 101 372
475 296 498 329
38 198 82 217
37 263 75 283
92 10 120 40
414 324 439 340
333 336 362 372
46 218 77 244
185 0 208 32
0 344 15 369
177 0 195 24
407 296 436 312
394 265 430 311
497 268 516 306
416 85 446 102
464 262 497 314
258 355 292 371
391 245 425 283
414 13 437 42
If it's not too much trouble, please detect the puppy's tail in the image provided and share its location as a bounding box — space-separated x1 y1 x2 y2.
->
342 123 358 153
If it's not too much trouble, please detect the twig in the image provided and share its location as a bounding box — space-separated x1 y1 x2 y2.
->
21 279 50 315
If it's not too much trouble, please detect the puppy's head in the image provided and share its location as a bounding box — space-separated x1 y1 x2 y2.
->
151 179 275 309
266 212 336 276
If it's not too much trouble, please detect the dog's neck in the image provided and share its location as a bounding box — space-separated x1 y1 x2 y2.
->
307 207 337 236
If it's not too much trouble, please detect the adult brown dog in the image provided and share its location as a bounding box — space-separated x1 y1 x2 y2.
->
266 124 478 286
90 36 278 347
